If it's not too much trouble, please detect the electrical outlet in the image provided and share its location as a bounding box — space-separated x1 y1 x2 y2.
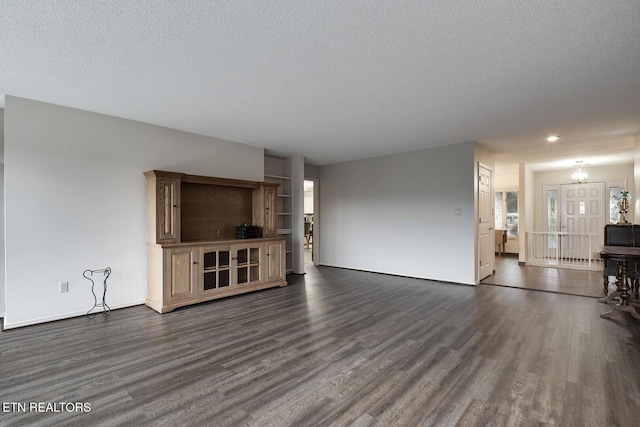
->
59 281 69 293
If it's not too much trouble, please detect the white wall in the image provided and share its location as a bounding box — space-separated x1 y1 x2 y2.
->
4 96 263 328
495 172 519 190
0 108 5 319
635 129 640 223
319 142 476 285
520 163 535 262
304 164 320 180
291 155 305 274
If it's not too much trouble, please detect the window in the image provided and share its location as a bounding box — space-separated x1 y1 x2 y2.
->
610 186 621 224
547 189 557 249
607 181 629 224
495 191 518 237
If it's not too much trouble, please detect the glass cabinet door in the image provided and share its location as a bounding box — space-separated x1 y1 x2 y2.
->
202 246 231 292
234 244 262 285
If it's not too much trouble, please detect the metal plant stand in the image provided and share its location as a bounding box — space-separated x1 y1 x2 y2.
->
83 267 111 318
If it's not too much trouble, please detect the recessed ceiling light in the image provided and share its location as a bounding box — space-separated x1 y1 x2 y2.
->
546 135 559 142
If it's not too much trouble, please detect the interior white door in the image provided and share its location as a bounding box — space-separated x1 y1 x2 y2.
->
560 182 605 259
478 164 492 281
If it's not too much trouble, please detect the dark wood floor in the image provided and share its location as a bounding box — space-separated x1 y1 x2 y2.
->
2 262 640 426
482 255 608 298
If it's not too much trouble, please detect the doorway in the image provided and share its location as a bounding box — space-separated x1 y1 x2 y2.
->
541 182 607 265
559 182 605 260
304 179 316 267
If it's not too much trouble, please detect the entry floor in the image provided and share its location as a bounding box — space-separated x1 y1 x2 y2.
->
482 255 608 298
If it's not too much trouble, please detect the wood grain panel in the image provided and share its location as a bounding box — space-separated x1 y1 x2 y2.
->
180 182 252 241
266 241 283 282
169 248 195 299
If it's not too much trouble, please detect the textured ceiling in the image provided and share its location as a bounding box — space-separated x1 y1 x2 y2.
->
1 1 639 169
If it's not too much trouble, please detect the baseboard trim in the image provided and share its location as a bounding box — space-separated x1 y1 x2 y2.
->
317 263 475 287
2 300 146 330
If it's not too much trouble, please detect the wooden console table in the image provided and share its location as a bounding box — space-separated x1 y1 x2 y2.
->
598 246 640 320
495 229 507 257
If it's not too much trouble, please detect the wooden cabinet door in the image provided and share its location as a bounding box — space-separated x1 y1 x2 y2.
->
265 241 285 282
263 185 278 237
158 178 180 242
165 247 198 301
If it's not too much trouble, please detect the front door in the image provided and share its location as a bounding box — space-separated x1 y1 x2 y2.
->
478 164 492 281
559 182 605 259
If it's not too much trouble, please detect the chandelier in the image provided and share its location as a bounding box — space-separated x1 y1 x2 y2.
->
571 161 588 183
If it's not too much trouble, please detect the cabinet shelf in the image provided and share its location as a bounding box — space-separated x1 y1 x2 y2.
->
265 174 291 180
265 153 294 274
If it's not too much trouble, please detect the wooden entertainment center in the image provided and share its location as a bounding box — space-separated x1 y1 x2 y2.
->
144 170 287 313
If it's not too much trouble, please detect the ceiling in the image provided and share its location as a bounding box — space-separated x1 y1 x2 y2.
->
1 1 639 171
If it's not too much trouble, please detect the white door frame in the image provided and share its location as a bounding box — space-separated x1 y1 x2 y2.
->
311 178 319 266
